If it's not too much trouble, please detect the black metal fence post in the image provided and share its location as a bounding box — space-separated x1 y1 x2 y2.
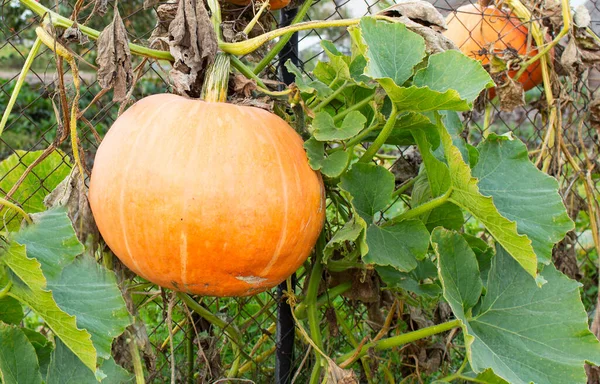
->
275 7 300 384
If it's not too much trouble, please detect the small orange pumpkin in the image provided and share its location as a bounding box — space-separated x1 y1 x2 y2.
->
89 94 325 297
225 0 290 10
443 4 547 97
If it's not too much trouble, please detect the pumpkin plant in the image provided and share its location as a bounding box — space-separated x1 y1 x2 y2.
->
1 0 600 382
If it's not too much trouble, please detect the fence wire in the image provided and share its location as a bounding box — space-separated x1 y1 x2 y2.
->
1 0 600 382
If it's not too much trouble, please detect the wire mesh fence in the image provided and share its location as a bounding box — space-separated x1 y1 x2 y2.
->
1 0 600 382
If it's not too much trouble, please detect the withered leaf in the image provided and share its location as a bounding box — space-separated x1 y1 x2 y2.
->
230 96 274 111
168 0 218 97
378 0 447 31
377 6 455 54
561 37 584 79
574 28 600 66
96 8 133 102
144 0 161 9
574 5 591 28
92 0 109 17
496 76 525 112
149 2 179 51
43 167 99 247
327 362 359 384
232 74 256 98
63 24 90 44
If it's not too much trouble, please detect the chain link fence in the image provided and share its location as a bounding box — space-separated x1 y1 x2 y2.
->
1 0 600 382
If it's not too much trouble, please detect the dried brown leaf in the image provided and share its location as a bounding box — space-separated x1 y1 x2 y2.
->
378 0 447 31
575 28 600 66
92 0 109 17
168 0 218 97
327 362 359 384
149 2 179 51
329 269 380 303
574 5 591 28
96 8 133 102
496 76 525 112
561 38 584 79
232 74 257 98
144 0 161 9
230 96 274 111
589 99 600 133
63 24 90 44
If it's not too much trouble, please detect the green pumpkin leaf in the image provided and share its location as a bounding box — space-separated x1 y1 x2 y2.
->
432 228 483 316
0 323 42 384
15 208 84 282
0 295 24 325
304 138 349 178
413 51 494 104
423 203 464 232
437 121 537 278
323 216 365 263
47 340 134 384
22 329 53 380
439 110 471 165
99 357 134 383
364 220 430 271
46 339 98 384
339 163 395 222
0 150 71 231
3 241 96 373
15 208 131 361
379 80 471 112
377 259 441 298
472 134 575 263
312 111 366 141
359 17 426 85
412 128 449 197
438 238 600 384
284 61 332 97
321 40 351 81
462 234 494 287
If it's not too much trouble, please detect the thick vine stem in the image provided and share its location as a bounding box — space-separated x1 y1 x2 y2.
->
229 55 268 89
221 18 361 56
333 93 375 123
312 81 349 113
387 188 452 226
0 281 13 300
243 1 270 36
201 52 231 102
206 0 223 40
305 232 327 382
19 0 173 60
337 319 462 367
0 37 42 139
127 329 146 384
0 198 33 225
358 104 399 163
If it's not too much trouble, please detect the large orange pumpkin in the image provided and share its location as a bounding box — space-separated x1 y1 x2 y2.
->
225 0 290 10
443 4 545 96
89 94 325 297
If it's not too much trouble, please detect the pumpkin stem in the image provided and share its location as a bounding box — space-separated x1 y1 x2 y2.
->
201 52 231 103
